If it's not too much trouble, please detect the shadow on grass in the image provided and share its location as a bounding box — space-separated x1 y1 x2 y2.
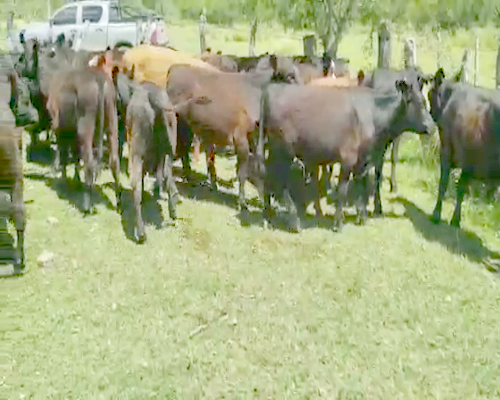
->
171 165 237 190
176 180 261 210
26 141 56 166
119 189 167 242
25 172 116 215
395 197 500 272
237 201 370 233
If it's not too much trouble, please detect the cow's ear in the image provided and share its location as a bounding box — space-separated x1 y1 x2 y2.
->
112 66 120 87
435 68 445 86
357 69 365 85
417 75 425 90
396 79 410 94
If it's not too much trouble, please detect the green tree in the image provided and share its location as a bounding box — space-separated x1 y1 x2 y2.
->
239 0 276 55
275 0 363 57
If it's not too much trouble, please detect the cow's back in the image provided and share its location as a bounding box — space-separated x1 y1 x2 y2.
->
440 86 500 177
0 126 22 189
265 84 369 164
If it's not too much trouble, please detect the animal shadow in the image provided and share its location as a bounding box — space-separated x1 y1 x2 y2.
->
395 197 500 272
176 181 261 211
24 172 116 214
26 140 56 166
119 189 166 242
171 165 236 189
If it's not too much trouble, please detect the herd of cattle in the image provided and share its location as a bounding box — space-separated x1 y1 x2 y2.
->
2 34 499 272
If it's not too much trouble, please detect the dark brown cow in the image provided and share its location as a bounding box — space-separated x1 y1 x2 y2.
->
0 126 25 270
359 67 431 215
429 68 500 227
166 63 299 211
47 67 122 215
126 82 180 243
257 80 435 232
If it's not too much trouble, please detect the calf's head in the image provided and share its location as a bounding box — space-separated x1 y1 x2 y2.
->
395 78 435 135
427 68 452 122
8 72 39 128
21 39 39 80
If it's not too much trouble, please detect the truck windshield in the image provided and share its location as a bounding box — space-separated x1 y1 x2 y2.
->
52 6 77 25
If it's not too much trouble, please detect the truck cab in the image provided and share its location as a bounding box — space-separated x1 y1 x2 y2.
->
17 0 168 52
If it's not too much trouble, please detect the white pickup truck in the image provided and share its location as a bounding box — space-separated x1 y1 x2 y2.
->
16 0 169 52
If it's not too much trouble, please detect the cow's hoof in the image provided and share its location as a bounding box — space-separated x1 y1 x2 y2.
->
135 232 147 244
332 221 343 233
13 254 24 269
450 218 460 228
169 208 177 220
262 219 270 230
13 264 28 276
431 212 441 224
356 216 366 226
288 219 301 233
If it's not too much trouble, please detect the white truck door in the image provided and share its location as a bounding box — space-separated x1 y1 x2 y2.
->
79 4 107 52
50 5 79 44
106 4 138 48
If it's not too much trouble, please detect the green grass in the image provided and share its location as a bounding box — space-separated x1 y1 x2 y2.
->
2 133 500 398
2 21 500 399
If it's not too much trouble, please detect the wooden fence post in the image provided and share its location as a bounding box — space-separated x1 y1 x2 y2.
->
378 21 391 69
249 18 258 56
303 34 316 58
460 49 471 84
496 45 500 89
474 34 479 86
436 31 442 69
404 38 417 69
199 8 207 54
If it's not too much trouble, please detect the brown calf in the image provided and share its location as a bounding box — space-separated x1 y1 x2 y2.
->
126 83 180 243
0 126 25 270
166 64 267 211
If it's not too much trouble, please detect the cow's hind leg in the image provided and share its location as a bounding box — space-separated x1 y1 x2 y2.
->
163 153 180 220
432 149 451 223
154 163 163 200
235 135 250 212
390 136 400 193
131 156 146 243
334 164 351 232
177 117 193 180
374 154 384 216
79 115 97 215
354 169 369 225
206 144 217 191
313 166 323 218
450 170 470 227
11 178 25 269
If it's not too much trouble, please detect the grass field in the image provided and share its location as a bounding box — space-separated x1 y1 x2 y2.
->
2 20 500 399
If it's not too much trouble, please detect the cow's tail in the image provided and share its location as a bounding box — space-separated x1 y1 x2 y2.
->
95 77 106 167
257 83 270 174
